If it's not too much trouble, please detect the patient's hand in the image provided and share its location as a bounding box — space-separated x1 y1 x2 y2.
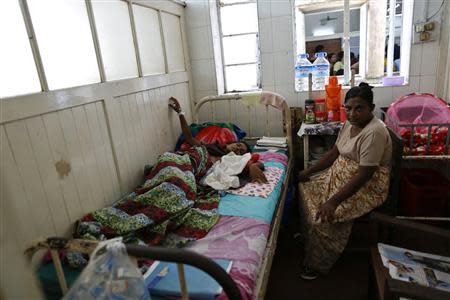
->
169 97 181 113
249 164 268 184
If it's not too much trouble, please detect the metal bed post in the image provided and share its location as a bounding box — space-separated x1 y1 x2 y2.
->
26 239 243 300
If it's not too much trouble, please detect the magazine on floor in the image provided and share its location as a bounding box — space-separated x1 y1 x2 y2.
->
378 243 450 292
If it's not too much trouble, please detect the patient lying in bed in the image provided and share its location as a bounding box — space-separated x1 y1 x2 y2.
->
70 97 268 267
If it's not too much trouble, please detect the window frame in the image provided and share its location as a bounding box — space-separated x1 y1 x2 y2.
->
295 0 414 91
215 0 261 94
2 0 182 98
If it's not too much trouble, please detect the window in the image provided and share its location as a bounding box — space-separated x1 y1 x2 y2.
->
91 0 138 81
161 12 186 73
0 0 41 98
133 4 166 75
295 0 414 91
27 0 100 90
213 0 261 93
0 0 185 98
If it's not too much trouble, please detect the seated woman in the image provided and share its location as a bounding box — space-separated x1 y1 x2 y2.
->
298 83 392 280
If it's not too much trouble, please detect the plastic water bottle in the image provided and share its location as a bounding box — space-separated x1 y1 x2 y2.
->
312 52 330 90
295 54 312 91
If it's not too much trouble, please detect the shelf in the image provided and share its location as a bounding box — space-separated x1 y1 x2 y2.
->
396 216 450 221
403 155 450 160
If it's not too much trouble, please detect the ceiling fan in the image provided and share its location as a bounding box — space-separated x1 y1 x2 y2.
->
320 15 338 25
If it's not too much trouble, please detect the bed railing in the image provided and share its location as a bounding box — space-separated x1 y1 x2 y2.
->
193 92 293 158
26 238 243 300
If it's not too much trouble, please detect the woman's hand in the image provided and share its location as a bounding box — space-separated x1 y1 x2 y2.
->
249 164 268 184
298 170 311 182
169 97 181 113
315 198 339 223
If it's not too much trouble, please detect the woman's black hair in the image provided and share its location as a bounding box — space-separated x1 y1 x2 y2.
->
241 140 251 153
344 82 374 105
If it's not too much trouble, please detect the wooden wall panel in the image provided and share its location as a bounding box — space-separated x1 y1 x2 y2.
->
25 116 71 235
108 82 190 190
4 121 58 237
1 1 191 296
72 106 108 210
0 101 128 243
42 112 84 223
58 109 97 214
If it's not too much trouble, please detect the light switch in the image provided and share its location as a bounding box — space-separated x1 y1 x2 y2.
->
424 22 435 31
420 31 430 41
415 24 424 32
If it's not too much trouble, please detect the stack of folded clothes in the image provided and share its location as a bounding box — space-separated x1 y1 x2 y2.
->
256 136 287 148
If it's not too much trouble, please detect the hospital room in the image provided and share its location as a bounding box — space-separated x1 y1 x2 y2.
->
1 0 450 299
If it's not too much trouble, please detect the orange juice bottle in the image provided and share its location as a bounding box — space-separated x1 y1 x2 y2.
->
325 76 341 121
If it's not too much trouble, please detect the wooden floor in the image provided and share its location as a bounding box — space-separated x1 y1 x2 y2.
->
265 227 370 300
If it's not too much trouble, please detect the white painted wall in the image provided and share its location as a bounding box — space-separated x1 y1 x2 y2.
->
185 0 446 113
1 1 192 298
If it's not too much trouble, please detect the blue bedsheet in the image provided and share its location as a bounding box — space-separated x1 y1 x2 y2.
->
218 162 286 224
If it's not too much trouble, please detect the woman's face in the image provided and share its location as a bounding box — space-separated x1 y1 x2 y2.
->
344 96 374 127
226 142 248 155
330 54 337 63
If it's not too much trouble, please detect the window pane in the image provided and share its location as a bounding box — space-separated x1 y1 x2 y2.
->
0 0 41 98
220 3 258 35
385 0 402 73
220 0 254 4
161 12 185 72
305 9 360 37
225 64 258 92
92 0 138 81
133 5 165 75
223 34 258 65
27 0 100 90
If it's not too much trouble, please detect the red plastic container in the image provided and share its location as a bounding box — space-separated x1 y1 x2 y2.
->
399 169 450 217
314 98 327 122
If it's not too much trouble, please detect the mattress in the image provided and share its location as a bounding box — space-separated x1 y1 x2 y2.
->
151 149 289 300
218 161 286 224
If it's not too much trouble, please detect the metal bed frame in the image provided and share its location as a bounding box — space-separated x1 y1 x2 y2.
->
381 110 450 159
193 92 293 299
27 92 294 300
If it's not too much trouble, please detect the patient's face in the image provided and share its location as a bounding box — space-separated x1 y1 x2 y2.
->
226 142 248 155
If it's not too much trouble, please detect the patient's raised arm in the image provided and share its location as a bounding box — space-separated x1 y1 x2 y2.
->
169 97 199 146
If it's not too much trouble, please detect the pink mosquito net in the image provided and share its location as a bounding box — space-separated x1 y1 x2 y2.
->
386 93 450 135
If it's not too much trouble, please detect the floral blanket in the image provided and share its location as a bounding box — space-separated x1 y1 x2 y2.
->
75 146 220 247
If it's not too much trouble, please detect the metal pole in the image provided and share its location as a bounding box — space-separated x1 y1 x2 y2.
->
387 0 396 77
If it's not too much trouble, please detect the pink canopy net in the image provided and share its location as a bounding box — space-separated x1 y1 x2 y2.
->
386 93 450 155
386 93 450 134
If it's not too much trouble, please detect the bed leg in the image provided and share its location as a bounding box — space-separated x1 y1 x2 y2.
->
177 263 189 300
50 249 68 294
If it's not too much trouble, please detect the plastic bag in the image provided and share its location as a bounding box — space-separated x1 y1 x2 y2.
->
64 238 150 300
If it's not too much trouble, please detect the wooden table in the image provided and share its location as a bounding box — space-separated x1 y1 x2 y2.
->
297 122 342 169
